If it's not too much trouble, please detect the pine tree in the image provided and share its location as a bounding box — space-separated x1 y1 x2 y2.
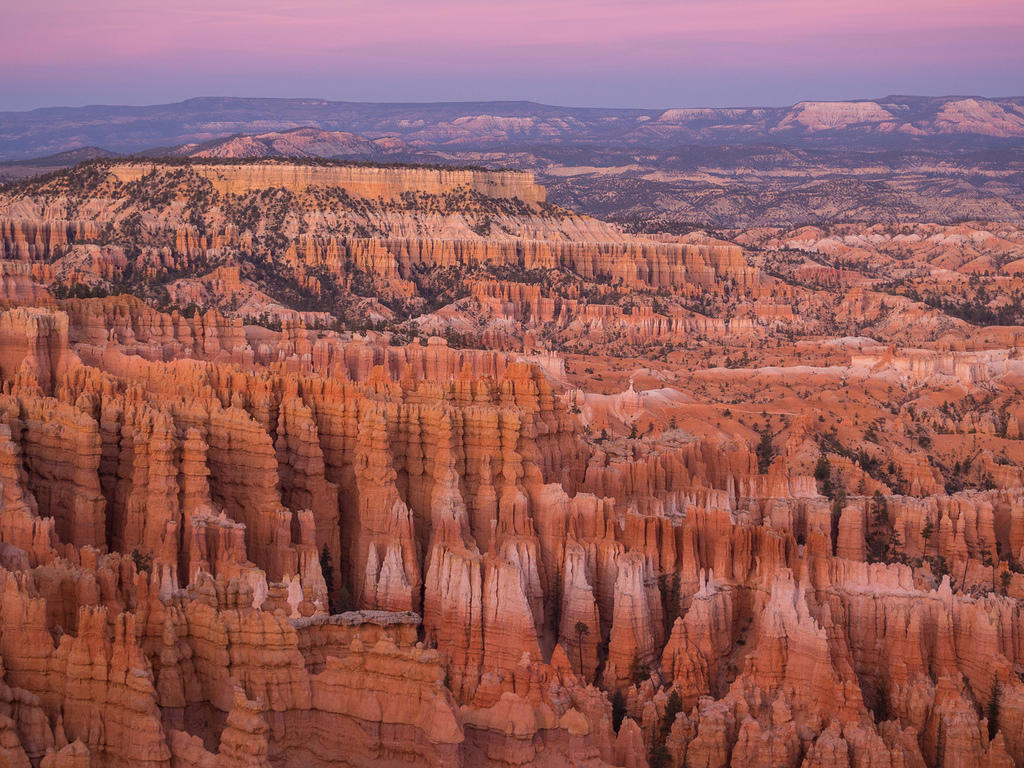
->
131 549 153 574
574 621 590 679
630 652 650 686
829 484 846 555
659 571 682 634
756 428 775 474
611 690 627 733
866 491 891 563
921 518 934 555
661 689 683 739
814 455 831 485
319 544 335 613
649 745 671 768
987 674 1002 740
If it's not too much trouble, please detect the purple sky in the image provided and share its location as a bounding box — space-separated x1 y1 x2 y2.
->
2 0 1023 111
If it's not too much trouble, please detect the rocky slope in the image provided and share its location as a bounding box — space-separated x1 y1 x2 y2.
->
535 143 1024 228
169 127 408 160
0 160 1021 767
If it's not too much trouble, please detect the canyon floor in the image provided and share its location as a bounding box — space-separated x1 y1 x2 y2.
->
0 156 1021 767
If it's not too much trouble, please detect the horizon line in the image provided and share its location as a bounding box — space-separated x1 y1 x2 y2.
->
4 92 1024 116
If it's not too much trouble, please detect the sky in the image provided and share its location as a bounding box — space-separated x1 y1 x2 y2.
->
2 0 1023 111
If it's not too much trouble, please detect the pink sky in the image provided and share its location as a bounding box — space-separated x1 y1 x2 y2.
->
2 0 1022 110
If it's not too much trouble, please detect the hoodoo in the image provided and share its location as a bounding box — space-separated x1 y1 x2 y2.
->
0 153 1020 768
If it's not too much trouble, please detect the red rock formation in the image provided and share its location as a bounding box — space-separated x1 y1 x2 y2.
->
0 160 1023 767
604 552 659 691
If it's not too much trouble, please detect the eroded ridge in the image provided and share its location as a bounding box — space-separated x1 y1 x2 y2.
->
0 161 1020 767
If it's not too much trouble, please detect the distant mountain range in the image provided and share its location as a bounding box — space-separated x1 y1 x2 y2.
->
2 95 1024 161
160 127 409 160
4 97 1024 228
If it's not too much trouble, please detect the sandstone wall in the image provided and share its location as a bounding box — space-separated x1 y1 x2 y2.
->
108 162 546 203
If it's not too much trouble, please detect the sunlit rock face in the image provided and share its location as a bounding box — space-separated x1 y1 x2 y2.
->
0 159 1021 766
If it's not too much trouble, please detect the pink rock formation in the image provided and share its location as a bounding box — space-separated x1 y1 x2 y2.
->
0 160 1022 768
